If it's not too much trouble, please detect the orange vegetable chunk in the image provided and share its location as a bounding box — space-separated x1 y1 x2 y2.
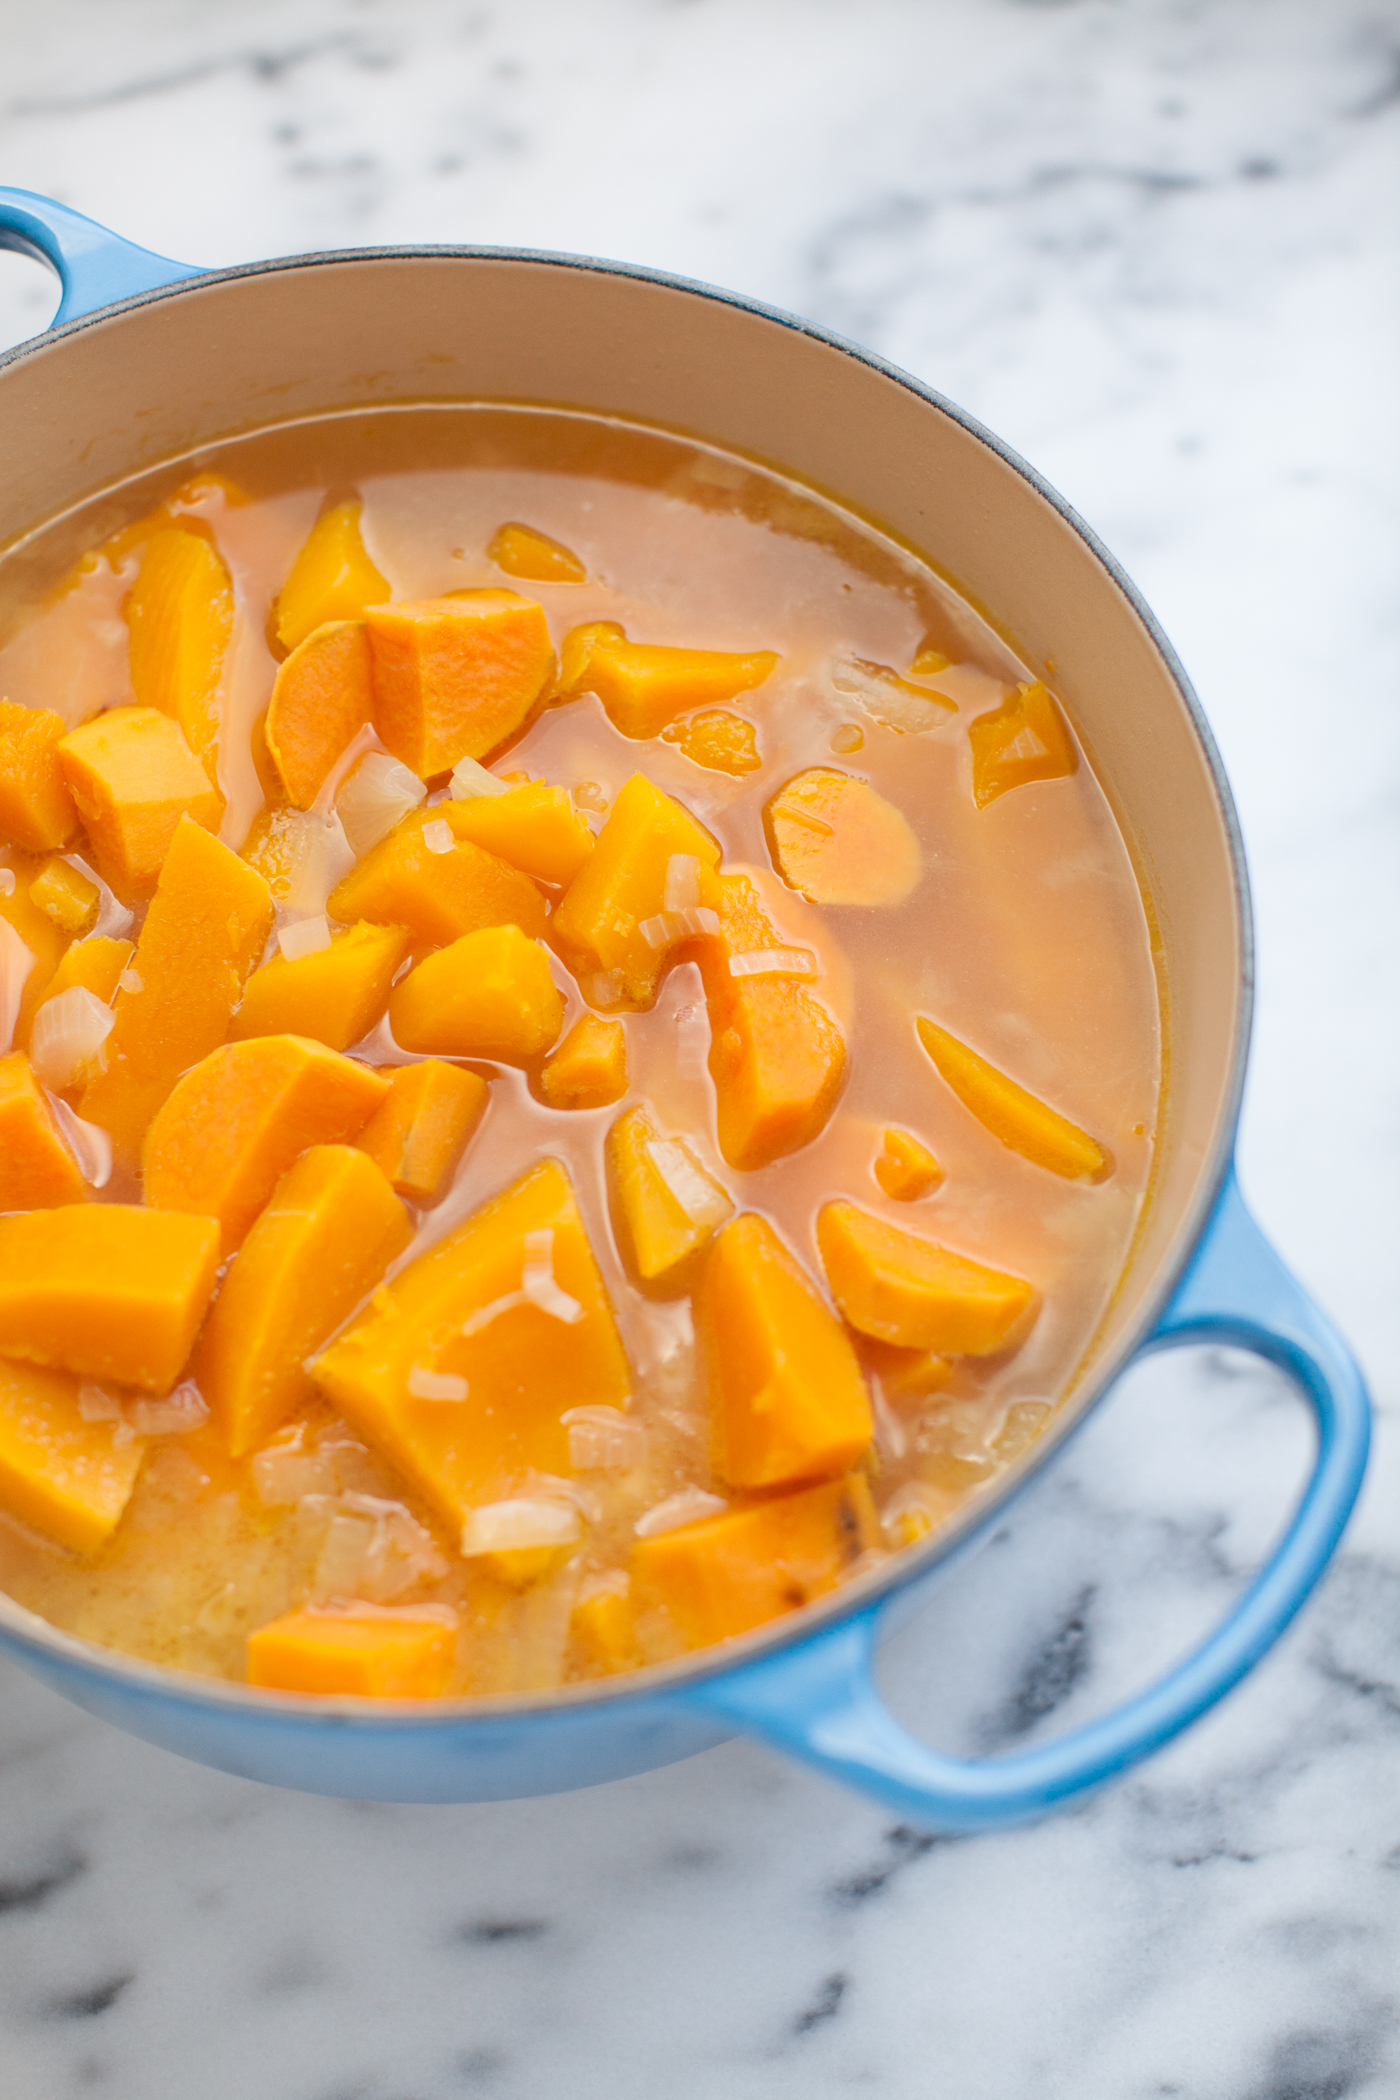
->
28 857 98 935
230 920 411 1052
246 1606 456 1698
311 1158 630 1527
0 1358 146 1555
915 1017 1111 1182
697 872 846 1170
766 767 922 906
445 781 594 887
327 806 547 951
28 933 133 1023
699 1213 873 1492
969 680 1077 809
631 1472 879 1647
365 591 555 779
874 1127 943 1201
0 1206 221 1393
0 700 80 851
357 1059 488 1206
57 708 223 901
388 925 565 1062
265 620 375 808
0 1052 89 1209
539 1013 627 1110
661 709 762 775
273 500 390 654
489 521 586 583
817 1200 1034 1354
80 815 274 1165
124 526 233 785
555 620 622 695
550 772 721 1009
143 1035 389 1250
557 624 778 739
197 1145 412 1456
0 861 71 1047
860 1337 955 1403
607 1103 732 1286
570 1585 637 1673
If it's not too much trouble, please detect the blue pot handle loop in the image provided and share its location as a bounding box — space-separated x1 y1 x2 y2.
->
691 1166 1371 1831
0 188 202 328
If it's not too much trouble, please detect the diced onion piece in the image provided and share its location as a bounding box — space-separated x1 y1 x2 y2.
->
406 1365 469 1402
574 781 608 815
461 1498 582 1557
562 1407 648 1473
520 1227 585 1324
312 1510 376 1601
0 919 36 1054
634 1487 727 1538
460 1291 525 1338
582 969 625 1008
879 1480 951 1548
310 722 384 818
278 913 332 961
726 946 817 979
118 968 143 994
421 817 454 856
126 1381 209 1438
577 1568 630 1605
279 810 358 919
518 1467 603 1525
0 870 14 896
29 987 115 1089
47 1096 114 1188
252 1445 338 1505
645 1140 731 1230
638 906 720 949
341 1491 449 1593
663 853 700 913
337 751 427 856
831 658 953 734
63 853 133 939
870 1387 907 1462
449 756 511 800
78 1383 122 1423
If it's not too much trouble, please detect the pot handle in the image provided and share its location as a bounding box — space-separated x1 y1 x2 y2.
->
0 189 202 327
689 1166 1370 1831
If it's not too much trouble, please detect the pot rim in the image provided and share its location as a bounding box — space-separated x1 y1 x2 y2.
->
0 240 1254 1724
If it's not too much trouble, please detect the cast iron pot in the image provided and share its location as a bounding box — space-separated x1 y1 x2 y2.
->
0 189 1371 1829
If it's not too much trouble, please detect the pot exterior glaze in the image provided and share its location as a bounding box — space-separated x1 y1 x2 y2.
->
0 191 1371 1827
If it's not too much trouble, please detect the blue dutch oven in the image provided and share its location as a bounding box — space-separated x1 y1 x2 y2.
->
0 189 1371 1828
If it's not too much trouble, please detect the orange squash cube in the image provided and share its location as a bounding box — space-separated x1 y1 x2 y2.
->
766 768 923 907
389 925 564 1063
968 681 1078 809
28 856 99 936
0 1358 147 1555
27 933 133 1024
246 1606 456 1698
230 920 411 1052
661 709 762 776
143 1035 389 1249
698 1213 873 1492
0 700 80 852
124 526 233 785
365 591 555 779
327 806 547 951
817 1200 1035 1355
607 1104 732 1287
444 781 594 888
273 500 390 655
0 1052 89 1209
539 1013 628 1110
58 708 223 901
859 1337 955 1403
489 521 586 584
570 1584 638 1673
915 1017 1111 1182
557 625 778 739
0 860 72 1048
874 1127 943 1201
265 620 375 809
357 1059 488 1205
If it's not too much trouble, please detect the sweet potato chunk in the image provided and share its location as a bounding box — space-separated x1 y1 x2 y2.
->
0 701 79 852
661 709 762 776
539 1014 627 1110
197 1146 412 1456
550 773 721 1010
28 857 98 935
273 500 390 655
860 1337 954 1403
327 807 547 951
365 591 554 779
124 526 233 785
58 708 223 901
81 816 273 1165
357 1059 488 1205
311 1158 630 1526
697 873 846 1171
28 934 133 1025
969 681 1077 809
246 1606 456 1698
230 920 411 1052
557 624 777 739
0 865 70 1048
265 620 375 809
766 768 922 906
143 1035 389 1249
444 781 594 887
607 1104 732 1287
0 1206 221 1393
874 1127 942 1201
389 925 564 1062
0 1358 146 1555
915 1018 1111 1182
0 1052 88 1209
817 1200 1035 1354
631 1472 879 1647
698 1213 872 1492
489 522 585 584
570 1585 637 1673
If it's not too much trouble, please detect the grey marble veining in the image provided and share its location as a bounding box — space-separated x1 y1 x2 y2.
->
0 4 1397 2096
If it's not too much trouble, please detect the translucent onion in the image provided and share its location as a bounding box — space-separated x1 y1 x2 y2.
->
62 852 133 939
449 756 510 800
634 1486 727 1538
562 1407 648 1474
406 1365 469 1401
278 913 332 961
252 1443 338 1505
336 751 427 857
520 1227 584 1324
460 1498 581 1557
420 818 454 856
278 810 358 918
638 907 719 949
726 947 817 979
126 1382 209 1438
0 869 14 896
28 986 114 1089
48 1096 113 1188
662 853 700 913
831 658 954 734
0 918 35 1054
645 1140 731 1230
118 968 143 994
310 722 384 817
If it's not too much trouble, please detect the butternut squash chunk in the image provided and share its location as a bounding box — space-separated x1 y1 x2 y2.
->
631 1472 879 1647
28 934 133 1027
388 925 565 1062
80 816 273 1165
230 920 411 1052
915 1017 1111 1182
607 1104 732 1286
0 1358 146 1555
698 1213 873 1492
0 858 70 1047
557 625 778 739
365 591 554 779
969 681 1077 809
489 522 585 584
265 620 375 809
327 806 547 951
859 1337 954 1403
273 500 390 654
570 1585 637 1673
661 709 762 775
124 526 233 785
0 1206 221 1393
311 1158 630 1526
874 1127 943 1201
57 708 223 902
197 1146 412 1456
539 1014 627 1110
766 768 922 906
0 700 80 852
246 1606 456 1698
817 1200 1034 1355
0 1052 88 1209
444 781 594 887
143 1035 389 1249
28 857 98 935
357 1059 488 1206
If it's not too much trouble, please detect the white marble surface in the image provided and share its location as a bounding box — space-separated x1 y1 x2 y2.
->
1 4 1398 2095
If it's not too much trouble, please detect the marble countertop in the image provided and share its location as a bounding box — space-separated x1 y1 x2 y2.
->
1 4 1397 2095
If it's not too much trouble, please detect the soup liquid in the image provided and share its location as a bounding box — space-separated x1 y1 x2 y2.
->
0 408 1160 1692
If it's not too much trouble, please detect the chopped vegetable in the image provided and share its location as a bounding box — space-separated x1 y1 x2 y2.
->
265 620 376 809
388 924 565 1061
555 624 778 739
0 1358 147 1555
246 1604 457 1698
539 1013 628 1111
489 522 586 584
357 1059 488 1205
915 1017 1111 1181
327 805 548 951
273 500 390 654
968 681 1077 808
0 700 80 852
874 1127 943 1201
231 920 412 1052
57 707 223 902
365 590 555 778
766 767 923 906
443 780 594 887
607 1104 732 1287
551 773 722 1009
660 709 762 775
817 1200 1035 1353
124 526 233 785
28 856 98 935
0 1052 89 1209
